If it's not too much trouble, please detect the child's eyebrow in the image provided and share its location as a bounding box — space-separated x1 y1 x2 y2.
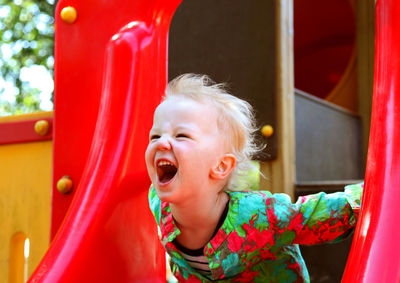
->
174 125 199 132
175 125 191 131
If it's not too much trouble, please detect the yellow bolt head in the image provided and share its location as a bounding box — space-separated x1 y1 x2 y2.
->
34 120 50 136
261 125 274 138
60 6 77 24
57 176 73 194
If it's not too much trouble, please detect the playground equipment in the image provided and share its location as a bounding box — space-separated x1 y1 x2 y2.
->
0 112 53 282
0 0 398 281
294 0 357 111
27 0 182 281
342 0 400 281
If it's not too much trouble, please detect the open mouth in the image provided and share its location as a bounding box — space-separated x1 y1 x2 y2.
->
157 160 178 184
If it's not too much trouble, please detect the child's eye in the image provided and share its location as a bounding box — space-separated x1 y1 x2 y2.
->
150 134 160 140
176 133 189 139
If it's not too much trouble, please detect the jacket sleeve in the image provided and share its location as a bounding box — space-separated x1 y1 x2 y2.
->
266 182 363 246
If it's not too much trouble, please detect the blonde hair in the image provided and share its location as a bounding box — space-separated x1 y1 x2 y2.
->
165 74 261 191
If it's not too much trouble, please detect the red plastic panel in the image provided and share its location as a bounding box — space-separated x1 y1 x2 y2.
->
50 0 181 238
342 0 400 281
0 118 52 145
29 0 182 282
294 0 355 98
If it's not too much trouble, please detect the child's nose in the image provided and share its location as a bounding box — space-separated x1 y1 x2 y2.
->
156 135 172 150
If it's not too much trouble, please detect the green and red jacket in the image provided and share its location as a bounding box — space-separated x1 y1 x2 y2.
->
149 183 363 282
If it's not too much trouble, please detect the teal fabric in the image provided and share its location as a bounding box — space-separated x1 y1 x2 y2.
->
149 183 363 282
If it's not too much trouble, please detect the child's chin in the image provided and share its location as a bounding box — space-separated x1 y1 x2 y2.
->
155 185 176 202
157 193 176 203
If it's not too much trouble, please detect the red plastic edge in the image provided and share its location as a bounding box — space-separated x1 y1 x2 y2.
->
0 118 53 145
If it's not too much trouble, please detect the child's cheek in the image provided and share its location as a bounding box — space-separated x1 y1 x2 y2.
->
144 147 155 176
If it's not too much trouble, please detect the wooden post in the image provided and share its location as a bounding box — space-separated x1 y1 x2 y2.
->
260 0 296 199
356 0 375 168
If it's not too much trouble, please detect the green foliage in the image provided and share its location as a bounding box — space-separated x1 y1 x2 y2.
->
0 0 54 115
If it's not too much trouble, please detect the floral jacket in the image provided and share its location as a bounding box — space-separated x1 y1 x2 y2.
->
148 183 363 282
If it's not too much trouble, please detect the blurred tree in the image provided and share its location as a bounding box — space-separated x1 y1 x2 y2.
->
0 0 55 115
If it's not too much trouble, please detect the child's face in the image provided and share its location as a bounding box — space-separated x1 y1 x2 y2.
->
145 97 228 203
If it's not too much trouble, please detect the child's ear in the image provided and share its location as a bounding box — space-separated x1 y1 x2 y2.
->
210 154 236 180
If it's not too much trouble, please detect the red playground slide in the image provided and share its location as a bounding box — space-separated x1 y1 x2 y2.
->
342 0 400 281
29 0 181 282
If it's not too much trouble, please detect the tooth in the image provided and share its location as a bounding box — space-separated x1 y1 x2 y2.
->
158 161 173 166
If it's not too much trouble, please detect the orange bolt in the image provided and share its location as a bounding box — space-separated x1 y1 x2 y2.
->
57 176 73 194
34 120 50 136
60 6 77 24
261 125 274 138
